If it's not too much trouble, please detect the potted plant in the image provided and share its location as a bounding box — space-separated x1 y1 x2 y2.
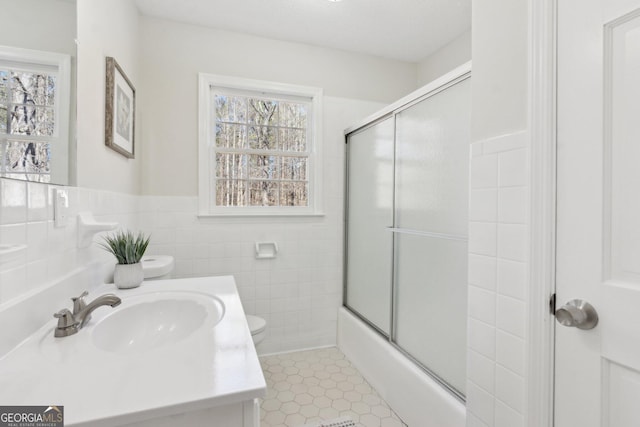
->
100 230 150 289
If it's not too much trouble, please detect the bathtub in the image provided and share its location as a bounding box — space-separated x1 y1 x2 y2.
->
337 308 466 427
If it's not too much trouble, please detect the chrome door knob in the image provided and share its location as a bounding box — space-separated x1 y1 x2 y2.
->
555 299 598 330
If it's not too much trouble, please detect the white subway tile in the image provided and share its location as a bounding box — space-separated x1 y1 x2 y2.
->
497 224 527 262
469 189 498 222
151 212 177 229
468 318 496 359
148 228 175 245
498 187 527 224
499 148 528 187
496 296 526 338
234 271 255 287
173 259 195 277
47 249 76 279
497 259 527 301
495 365 525 413
467 380 495 426
255 286 270 300
470 153 498 189
25 260 48 290
26 221 48 262
174 227 196 244
496 330 526 376
469 222 497 256
469 285 496 325
0 265 27 301
468 254 497 291
466 412 491 427
0 223 27 246
271 269 298 285
27 183 48 222
468 349 496 394
483 132 528 154
495 399 524 427
254 299 270 316
0 179 27 225
270 284 288 299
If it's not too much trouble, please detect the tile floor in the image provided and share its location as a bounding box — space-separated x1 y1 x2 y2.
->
259 347 407 427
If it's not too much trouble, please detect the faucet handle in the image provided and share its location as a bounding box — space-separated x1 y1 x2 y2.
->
53 309 79 338
71 291 90 326
54 309 76 327
72 291 89 313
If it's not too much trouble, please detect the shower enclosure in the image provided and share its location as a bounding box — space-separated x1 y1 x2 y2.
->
344 67 471 400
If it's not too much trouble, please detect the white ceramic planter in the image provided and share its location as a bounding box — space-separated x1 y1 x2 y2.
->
114 263 144 289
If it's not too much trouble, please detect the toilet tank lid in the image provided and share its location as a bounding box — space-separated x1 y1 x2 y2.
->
246 315 266 334
141 255 175 279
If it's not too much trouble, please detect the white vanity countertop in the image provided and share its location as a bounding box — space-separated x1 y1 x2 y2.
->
0 275 266 426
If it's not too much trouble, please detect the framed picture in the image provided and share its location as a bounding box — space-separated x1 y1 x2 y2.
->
105 56 135 158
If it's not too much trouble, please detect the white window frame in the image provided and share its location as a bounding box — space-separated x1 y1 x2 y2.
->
0 45 71 184
198 73 323 217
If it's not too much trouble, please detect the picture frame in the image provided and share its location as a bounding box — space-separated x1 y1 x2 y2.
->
105 56 135 158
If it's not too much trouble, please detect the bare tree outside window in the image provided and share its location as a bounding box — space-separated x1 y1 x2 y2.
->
0 68 56 182
214 92 310 207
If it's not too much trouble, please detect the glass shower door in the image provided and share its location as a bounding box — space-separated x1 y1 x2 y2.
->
345 117 394 335
392 78 471 396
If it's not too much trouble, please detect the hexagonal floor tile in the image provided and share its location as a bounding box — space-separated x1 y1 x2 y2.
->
280 401 300 415
262 398 281 412
326 388 344 400
259 347 408 427
294 392 313 405
351 400 372 415
318 406 340 419
331 398 351 411
263 410 285 425
276 390 295 403
312 395 332 409
344 391 362 402
361 413 383 427
284 413 306 426
372 404 392 418
299 403 320 418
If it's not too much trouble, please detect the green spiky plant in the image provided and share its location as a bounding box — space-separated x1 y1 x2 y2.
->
100 230 150 265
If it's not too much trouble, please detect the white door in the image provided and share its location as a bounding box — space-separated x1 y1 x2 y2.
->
556 0 640 425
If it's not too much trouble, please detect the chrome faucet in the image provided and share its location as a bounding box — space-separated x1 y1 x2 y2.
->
53 291 121 338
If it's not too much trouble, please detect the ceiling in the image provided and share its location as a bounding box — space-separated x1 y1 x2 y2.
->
134 0 471 63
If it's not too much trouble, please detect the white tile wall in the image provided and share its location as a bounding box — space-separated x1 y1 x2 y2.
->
466 131 529 427
0 173 344 357
137 197 344 355
0 179 139 307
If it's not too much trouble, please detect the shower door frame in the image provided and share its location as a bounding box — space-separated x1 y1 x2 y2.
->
343 62 472 403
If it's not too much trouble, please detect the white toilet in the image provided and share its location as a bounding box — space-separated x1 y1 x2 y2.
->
140 256 267 347
246 314 267 347
141 255 175 280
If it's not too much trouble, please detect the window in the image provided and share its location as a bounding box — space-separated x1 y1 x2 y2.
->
0 46 71 183
199 74 323 216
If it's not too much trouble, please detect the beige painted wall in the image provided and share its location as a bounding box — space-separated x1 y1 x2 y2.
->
471 0 528 142
417 29 471 87
76 0 142 194
138 17 418 196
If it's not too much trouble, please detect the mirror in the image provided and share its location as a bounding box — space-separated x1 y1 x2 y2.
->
0 0 76 185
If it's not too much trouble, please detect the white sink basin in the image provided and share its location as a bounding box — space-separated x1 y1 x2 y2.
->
92 291 225 353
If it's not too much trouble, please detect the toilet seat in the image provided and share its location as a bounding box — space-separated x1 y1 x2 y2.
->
246 314 266 335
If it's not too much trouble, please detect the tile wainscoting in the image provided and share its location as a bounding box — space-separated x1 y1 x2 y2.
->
0 179 343 356
466 131 530 427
